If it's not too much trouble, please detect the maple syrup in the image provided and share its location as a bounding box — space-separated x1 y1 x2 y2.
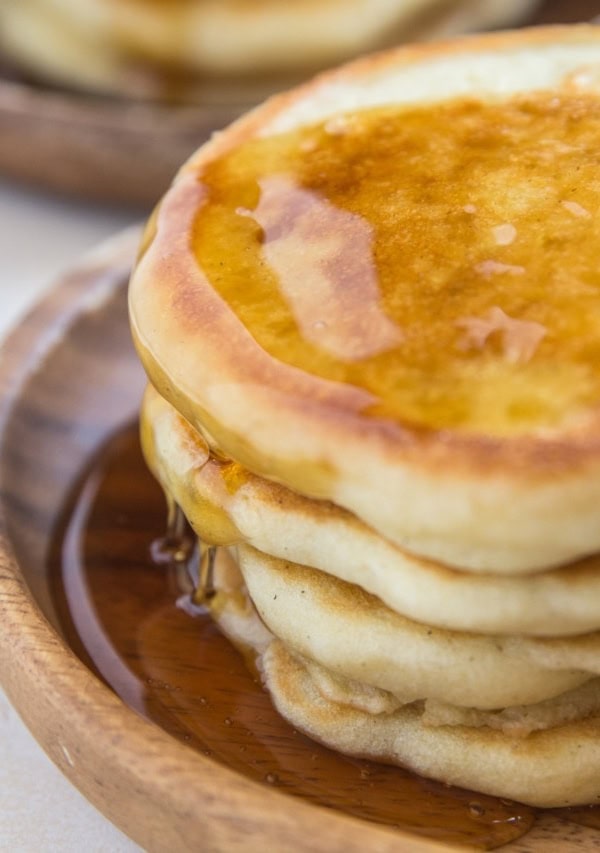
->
150 501 194 565
48 423 541 848
182 93 600 436
192 542 217 606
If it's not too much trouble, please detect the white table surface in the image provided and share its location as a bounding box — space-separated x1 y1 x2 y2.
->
0 179 144 852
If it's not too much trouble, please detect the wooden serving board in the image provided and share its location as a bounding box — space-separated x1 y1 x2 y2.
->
0 0 598 206
0 231 599 852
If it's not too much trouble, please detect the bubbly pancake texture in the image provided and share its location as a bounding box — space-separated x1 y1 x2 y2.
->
130 28 600 572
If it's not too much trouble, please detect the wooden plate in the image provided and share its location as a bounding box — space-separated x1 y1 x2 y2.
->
0 0 598 207
1 232 600 852
0 75 243 206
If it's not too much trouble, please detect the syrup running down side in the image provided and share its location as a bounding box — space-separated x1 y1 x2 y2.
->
49 422 547 849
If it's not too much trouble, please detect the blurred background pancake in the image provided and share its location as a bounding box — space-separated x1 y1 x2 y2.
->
0 0 583 205
1 0 543 100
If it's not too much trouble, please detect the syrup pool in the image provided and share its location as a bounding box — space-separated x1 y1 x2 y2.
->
48 423 546 849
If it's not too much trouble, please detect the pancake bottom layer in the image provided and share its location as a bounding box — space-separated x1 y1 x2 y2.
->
207 549 600 808
263 640 600 809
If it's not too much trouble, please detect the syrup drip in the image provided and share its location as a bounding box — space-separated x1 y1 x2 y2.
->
193 542 217 607
149 498 216 611
47 423 543 849
150 500 194 565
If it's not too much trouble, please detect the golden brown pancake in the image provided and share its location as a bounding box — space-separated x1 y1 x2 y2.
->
131 26 600 808
262 639 600 808
131 26 600 573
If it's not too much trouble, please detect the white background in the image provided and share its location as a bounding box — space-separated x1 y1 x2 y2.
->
0 178 143 852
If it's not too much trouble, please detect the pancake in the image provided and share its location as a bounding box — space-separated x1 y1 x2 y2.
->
142 381 600 804
130 26 600 573
206 550 600 807
142 384 600 638
301 654 600 737
0 0 539 99
131 25 600 809
235 544 594 709
263 640 600 808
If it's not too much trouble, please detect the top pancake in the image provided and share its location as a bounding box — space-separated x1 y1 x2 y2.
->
130 27 600 572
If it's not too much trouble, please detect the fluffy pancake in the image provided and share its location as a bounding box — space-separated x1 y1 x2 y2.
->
300 654 600 737
206 550 600 807
143 389 600 804
130 27 600 573
0 0 539 98
131 25 600 809
262 639 600 808
236 544 594 709
142 384 600 637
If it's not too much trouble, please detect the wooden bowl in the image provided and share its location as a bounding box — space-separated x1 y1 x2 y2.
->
1 231 600 851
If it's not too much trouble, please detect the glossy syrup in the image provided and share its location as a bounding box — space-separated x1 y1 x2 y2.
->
188 93 600 436
46 423 543 849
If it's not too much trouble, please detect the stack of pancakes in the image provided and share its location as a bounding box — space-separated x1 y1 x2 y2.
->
130 25 600 807
1 0 540 100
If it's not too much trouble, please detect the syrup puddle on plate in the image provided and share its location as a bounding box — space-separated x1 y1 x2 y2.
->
48 422 593 849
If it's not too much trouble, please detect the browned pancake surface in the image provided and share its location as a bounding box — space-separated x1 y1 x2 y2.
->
193 93 600 437
130 27 600 571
